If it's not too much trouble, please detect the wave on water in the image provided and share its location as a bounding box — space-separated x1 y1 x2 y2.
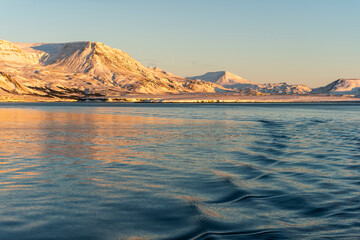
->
0 103 359 239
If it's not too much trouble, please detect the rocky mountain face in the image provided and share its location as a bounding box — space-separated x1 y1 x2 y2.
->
312 79 360 96
188 71 312 95
0 40 227 99
0 71 39 95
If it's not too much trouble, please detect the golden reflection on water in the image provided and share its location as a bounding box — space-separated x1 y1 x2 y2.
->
0 108 190 192
0 105 359 239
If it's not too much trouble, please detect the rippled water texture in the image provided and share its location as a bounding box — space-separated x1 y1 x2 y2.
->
0 103 359 239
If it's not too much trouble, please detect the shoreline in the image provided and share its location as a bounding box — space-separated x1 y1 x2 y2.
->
0 93 359 103
77 94 360 103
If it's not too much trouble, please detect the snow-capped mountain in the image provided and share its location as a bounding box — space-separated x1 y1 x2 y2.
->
187 71 259 89
312 79 360 96
0 39 228 98
2 39 355 99
188 71 312 94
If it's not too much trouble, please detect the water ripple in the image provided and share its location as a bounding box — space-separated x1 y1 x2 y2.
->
0 103 359 239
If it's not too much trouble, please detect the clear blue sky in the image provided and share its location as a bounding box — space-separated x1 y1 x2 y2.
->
1 0 359 87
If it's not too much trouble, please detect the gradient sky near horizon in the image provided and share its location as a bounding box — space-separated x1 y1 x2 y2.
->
1 0 359 87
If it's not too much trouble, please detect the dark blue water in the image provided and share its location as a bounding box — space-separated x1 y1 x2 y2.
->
0 103 359 239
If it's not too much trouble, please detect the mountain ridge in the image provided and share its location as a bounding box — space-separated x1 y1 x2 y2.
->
187 71 258 89
1 39 359 100
187 71 312 95
0 39 230 98
312 79 360 95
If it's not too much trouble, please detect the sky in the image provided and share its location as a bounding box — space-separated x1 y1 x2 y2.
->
1 0 359 87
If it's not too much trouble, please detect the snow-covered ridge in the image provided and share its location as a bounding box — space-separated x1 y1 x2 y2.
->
259 82 312 94
0 39 230 97
1 39 358 99
187 71 258 89
0 40 42 64
312 79 360 95
187 71 312 94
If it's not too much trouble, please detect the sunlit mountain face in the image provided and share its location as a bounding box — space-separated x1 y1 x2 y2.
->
1 39 358 101
187 71 312 95
0 39 229 99
312 79 360 95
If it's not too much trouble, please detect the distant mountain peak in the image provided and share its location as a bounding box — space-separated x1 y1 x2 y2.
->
187 71 258 89
312 78 360 95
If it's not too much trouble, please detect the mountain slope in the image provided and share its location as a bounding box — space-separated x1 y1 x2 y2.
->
0 40 41 64
312 79 360 95
0 71 36 94
0 40 229 98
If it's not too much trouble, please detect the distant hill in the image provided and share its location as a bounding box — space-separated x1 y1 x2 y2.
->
312 79 360 96
188 71 312 94
259 82 312 95
187 71 259 89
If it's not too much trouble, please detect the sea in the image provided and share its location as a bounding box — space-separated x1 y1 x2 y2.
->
0 102 359 240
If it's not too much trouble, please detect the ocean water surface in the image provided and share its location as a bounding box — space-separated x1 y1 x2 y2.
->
0 102 359 239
